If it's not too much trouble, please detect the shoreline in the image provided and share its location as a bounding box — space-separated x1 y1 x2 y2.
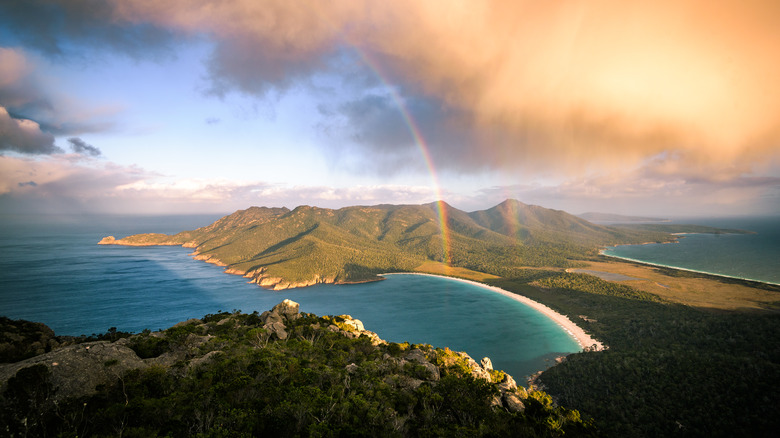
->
382 272 605 352
599 251 780 287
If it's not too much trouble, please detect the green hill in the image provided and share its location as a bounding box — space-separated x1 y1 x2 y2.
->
0 301 595 437
98 200 712 289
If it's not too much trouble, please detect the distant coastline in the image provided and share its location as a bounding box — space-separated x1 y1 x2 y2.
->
382 272 605 352
599 250 780 288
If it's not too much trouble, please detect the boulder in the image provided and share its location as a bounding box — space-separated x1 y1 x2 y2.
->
498 374 518 392
271 299 300 320
338 316 364 332
481 357 493 371
503 392 526 413
264 321 288 340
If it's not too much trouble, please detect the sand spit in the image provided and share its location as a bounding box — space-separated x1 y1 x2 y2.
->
382 273 605 352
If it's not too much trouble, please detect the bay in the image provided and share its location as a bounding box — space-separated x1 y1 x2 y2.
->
602 216 780 285
0 214 580 379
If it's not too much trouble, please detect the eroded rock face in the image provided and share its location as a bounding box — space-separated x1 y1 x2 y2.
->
0 341 148 403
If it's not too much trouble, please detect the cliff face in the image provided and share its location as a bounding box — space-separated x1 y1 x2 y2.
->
0 302 592 437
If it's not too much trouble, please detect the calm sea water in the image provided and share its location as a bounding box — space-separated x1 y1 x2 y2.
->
0 214 579 379
602 217 780 285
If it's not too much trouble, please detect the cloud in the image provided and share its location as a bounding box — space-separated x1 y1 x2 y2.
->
3 1 779 182
471 168 780 217
0 107 61 154
67 137 101 157
100 1 780 176
0 46 119 154
0 0 176 59
0 154 440 215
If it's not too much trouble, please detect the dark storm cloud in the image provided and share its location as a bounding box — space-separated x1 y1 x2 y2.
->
320 92 484 173
0 107 62 154
0 0 176 59
67 137 101 156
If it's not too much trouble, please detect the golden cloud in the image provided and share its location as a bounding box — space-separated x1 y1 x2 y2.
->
105 1 780 176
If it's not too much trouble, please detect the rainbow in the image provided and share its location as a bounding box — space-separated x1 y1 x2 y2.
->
356 51 452 266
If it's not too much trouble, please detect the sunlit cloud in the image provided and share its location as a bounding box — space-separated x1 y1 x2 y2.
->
1 1 778 216
0 154 440 215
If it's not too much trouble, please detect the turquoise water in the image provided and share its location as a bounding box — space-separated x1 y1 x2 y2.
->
0 215 580 379
602 217 780 285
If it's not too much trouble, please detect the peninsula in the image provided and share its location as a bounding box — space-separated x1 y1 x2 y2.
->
99 199 720 291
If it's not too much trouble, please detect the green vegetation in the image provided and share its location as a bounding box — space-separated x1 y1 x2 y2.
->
0 317 59 362
90 199 780 435
534 272 665 302
103 199 702 288
0 308 595 437
489 274 780 437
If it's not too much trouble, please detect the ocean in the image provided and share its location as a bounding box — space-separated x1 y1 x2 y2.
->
0 214 579 379
601 216 780 285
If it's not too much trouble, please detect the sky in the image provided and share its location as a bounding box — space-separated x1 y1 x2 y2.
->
1 0 779 218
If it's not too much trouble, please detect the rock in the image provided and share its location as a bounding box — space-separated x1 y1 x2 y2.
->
503 392 525 413
172 318 202 328
97 236 116 244
498 374 518 392
345 363 359 374
481 357 493 371
264 321 288 340
338 316 364 332
457 352 492 381
261 311 284 326
420 362 440 381
188 351 223 371
216 317 233 326
405 349 428 363
184 333 213 349
271 299 300 320
0 341 147 403
361 330 386 346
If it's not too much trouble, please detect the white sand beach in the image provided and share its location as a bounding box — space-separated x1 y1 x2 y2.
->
383 273 605 352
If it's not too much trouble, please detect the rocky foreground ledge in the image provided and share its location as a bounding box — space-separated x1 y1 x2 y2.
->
0 301 593 436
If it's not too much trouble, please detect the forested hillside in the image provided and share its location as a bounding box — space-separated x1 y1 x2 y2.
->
489 272 780 437
99 200 714 289
0 301 596 437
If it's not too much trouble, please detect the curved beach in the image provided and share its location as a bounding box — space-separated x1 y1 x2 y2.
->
383 273 605 352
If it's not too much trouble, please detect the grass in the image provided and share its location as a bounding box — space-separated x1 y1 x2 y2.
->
413 261 500 282
577 258 780 311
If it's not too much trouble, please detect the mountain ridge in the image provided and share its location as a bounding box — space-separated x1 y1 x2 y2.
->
98 199 693 289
